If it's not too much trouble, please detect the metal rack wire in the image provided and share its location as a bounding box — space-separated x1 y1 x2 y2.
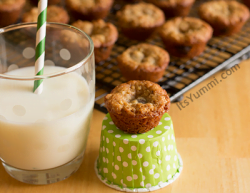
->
94 0 250 113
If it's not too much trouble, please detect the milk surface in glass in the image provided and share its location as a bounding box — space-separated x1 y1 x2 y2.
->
0 66 94 170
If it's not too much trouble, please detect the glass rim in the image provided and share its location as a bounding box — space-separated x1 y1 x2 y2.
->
0 22 94 81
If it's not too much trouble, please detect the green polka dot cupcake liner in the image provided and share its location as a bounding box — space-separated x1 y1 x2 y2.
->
95 113 183 192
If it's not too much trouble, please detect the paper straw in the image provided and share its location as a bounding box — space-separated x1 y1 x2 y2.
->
33 0 47 94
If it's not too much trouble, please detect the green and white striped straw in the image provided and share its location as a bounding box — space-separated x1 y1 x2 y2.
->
33 0 48 94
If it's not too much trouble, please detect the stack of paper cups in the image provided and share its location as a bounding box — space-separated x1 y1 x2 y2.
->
95 113 183 192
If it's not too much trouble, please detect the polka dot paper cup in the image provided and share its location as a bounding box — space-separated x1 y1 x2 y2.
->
95 113 183 192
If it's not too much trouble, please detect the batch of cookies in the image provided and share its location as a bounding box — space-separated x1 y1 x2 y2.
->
1 0 249 191
1 0 249 83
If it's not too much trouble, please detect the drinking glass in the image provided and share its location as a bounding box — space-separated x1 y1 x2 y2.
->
0 23 95 184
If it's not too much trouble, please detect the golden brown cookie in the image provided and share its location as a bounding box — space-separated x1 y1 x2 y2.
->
116 2 165 40
159 17 213 58
104 80 171 134
72 19 118 63
0 0 26 27
117 43 169 82
198 1 249 36
147 0 194 18
66 0 113 21
22 5 69 24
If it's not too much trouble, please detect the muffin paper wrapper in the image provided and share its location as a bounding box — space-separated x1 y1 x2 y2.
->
95 113 183 192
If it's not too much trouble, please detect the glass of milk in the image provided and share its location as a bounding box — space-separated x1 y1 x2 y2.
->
0 23 95 184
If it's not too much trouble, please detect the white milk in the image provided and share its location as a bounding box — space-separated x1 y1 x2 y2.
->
0 66 94 170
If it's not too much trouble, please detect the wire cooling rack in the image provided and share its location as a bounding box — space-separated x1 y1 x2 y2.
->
1 0 249 114
94 0 250 113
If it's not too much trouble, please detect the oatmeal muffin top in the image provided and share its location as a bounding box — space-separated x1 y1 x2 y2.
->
0 0 25 10
160 17 213 44
66 0 113 11
199 1 249 26
147 0 194 7
117 43 169 71
105 80 170 117
72 20 118 47
116 2 165 28
22 6 69 23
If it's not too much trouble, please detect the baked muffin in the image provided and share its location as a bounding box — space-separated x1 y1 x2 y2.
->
116 2 165 40
0 0 26 27
147 0 194 18
66 0 113 21
104 80 171 134
59 28 91 65
72 19 118 63
198 1 249 36
22 5 69 24
117 43 169 82
159 17 213 58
